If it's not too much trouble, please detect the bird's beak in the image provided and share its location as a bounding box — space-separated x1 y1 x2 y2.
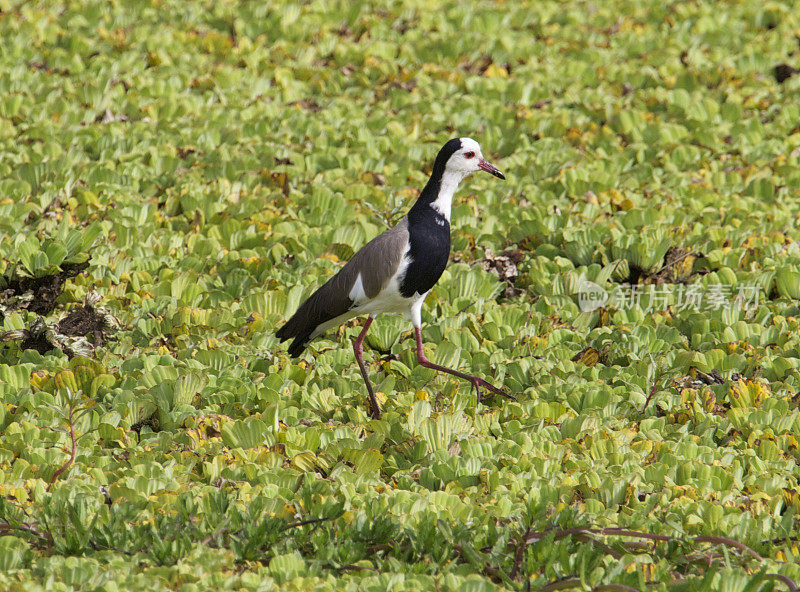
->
478 158 505 180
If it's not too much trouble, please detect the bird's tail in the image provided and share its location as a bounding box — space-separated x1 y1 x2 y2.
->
275 276 353 357
275 313 315 358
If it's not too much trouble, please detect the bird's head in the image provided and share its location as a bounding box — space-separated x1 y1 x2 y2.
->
435 137 505 180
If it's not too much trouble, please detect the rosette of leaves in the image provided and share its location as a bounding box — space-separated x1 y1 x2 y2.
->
561 227 608 267
148 372 207 430
365 315 407 353
0 535 31 572
434 263 505 312
774 266 800 299
1 220 102 280
608 228 671 282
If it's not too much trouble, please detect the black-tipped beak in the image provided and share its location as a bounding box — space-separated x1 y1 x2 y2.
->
478 158 505 180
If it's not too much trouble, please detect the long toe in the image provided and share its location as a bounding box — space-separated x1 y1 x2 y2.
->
478 378 516 401
471 379 483 402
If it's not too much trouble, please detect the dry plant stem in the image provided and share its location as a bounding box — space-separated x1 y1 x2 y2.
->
338 564 379 572
588 528 671 542
538 573 794 592
767 574 799 592
510 526 532 581
693 535 762 560
538 581 646 592
641 377 660 413
452 543 503 584
200 518 230 546
284 516 334 530
523 527 797 590
654 249 695 276
0 522 48 541
576 533 624 559
537 579 582 592
525 527 763 562
48 405 77 489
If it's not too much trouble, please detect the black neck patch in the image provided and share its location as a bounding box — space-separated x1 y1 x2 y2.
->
431 138 463 178
411 138 462 212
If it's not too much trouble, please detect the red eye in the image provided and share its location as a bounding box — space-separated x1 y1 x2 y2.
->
464 151 475 159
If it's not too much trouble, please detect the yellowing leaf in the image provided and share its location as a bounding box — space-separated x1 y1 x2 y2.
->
483 64 508 78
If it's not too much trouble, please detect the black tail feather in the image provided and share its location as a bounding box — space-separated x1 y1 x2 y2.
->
286 332 312 357
275 270 354 357
276 317 315 358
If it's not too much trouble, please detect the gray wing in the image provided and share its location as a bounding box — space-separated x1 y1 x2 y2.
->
276 217 409 356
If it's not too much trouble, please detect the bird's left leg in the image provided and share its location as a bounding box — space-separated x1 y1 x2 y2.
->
413 326 515 401
353 316 382 419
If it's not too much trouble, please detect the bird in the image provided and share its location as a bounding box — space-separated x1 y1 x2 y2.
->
276 137 515 419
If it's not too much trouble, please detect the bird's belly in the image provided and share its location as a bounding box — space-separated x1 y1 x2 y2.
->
354 283 419 317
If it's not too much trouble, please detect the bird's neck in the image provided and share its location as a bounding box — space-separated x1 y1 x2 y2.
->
411 169 466 223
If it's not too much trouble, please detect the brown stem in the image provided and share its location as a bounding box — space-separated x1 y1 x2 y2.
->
589 528 672 542
618 541 653 551
526 527 765 563
338 564 379 572
537 579 643 592
452 543 503 584
200 518 230 546
682 551 719 567
510 525 532 581
0 522 49 541
538 579 581 592
764 574 799 592
48 406 77 489
284 515 335 530
576 533 624 559
527 528 627 559
693 535 762 561
641 377 660 413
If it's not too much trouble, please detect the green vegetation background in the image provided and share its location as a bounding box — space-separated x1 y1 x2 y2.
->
1 0 800 590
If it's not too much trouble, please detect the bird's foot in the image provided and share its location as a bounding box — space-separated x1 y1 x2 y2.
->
470 377 516 402
367 388 382 419
369 401 382 420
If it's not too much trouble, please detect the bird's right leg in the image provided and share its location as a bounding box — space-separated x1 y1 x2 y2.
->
413 326 515 402
353 316 381 419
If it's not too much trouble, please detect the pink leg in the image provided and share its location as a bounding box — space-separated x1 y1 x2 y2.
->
353 317 382 419
414 327 515 401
